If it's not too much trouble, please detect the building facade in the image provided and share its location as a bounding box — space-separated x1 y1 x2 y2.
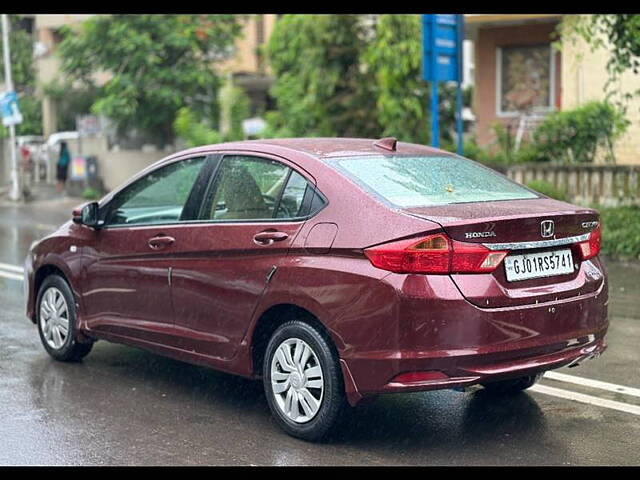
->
466 14 640 165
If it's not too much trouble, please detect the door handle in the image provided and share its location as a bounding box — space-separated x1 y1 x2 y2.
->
253 231 289 246
148 235 175 250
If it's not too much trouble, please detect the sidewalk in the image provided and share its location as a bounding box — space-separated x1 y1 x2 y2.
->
0 183 84 205
0 183 86 227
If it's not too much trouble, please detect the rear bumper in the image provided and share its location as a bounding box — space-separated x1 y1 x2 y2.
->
339 273 608 406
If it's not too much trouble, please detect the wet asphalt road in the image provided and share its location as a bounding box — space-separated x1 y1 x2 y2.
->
0 193 639 466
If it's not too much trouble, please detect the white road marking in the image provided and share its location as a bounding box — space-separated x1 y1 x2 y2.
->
544 371 640 399
0 270 23 281
530 384 640 416
0 262 24 273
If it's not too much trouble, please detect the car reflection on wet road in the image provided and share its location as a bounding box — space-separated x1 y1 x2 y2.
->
0 197 638 465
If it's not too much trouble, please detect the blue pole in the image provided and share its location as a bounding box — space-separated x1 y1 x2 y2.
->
430 15 439 148
431 80 439 148
456 14 464 155
455 81 463 155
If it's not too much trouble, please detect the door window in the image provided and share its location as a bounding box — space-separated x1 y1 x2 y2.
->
104 156 206 226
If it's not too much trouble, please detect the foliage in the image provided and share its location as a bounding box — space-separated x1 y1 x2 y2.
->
218 79 250 141
265 14 380 138
0 15 42 138
598 205 640 260
531 101 628 164
558 14 640 117
464 124 542 168
472 101 628 166
173 107 222 148
173 76 252 147
82 187 102 200
562 15 640 110
265 14 471 144
42 79 100 131
526 180 568 202
363 14 472 145
56 15 243 145
362 14 427 143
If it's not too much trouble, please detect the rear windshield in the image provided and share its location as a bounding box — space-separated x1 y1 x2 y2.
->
332 155 538 207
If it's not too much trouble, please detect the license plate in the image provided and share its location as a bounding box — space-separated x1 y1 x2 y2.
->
504 249 574 282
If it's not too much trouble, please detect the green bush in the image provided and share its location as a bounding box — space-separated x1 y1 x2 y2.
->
82 187 102 200
598 206 640 260
531 101 628 164
173 107 223 147
526 180 568 202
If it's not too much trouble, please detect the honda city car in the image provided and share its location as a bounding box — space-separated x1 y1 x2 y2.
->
25 137 608 441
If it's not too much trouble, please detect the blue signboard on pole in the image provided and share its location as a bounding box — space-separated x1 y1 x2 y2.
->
422 14 463 153
0 91 23 127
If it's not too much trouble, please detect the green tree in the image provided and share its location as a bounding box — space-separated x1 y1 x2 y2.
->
265 14 471 145
363 14 428 143
364 14 472 146
42 79 99 131
0 15 42 137
56 15 242 145
218 78 250 141
174 76 251 147
265 14 380 138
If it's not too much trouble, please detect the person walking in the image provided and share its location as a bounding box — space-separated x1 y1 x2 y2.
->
56 141 71 193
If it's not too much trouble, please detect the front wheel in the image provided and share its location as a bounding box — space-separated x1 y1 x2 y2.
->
36 275 93 362
482 373 543 395
263 320 349 442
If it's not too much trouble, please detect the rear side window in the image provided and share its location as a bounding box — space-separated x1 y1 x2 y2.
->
332 155 538 207
201 155 325 221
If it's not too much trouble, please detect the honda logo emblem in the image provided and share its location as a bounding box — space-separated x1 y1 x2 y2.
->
540 220 555 238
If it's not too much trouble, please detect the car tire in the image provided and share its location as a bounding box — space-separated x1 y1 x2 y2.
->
263 320 349 442
482 373 543 395
36 274 93 362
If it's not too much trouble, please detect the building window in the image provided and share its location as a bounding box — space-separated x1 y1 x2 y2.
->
496 44 555 117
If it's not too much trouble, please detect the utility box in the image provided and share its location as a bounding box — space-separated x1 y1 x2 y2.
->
66 155 104 197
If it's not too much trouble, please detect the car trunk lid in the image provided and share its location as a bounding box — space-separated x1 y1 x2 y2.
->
403 198 603 308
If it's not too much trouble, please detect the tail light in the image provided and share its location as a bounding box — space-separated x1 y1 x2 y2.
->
576 224 601 260
364 232 508 274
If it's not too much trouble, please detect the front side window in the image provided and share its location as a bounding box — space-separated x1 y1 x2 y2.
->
104 156 206 226
202 155 322 221
332 155 538 208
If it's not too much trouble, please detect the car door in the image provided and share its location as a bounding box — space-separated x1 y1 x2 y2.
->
167 153 323 362
81 155 211 346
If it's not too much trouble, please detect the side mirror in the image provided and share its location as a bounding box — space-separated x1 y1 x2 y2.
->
72 202 100 228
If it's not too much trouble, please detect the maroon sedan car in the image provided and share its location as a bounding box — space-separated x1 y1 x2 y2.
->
25 137 607 441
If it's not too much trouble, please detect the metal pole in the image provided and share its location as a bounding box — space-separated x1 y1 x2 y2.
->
430 16 439 148
431 81 439 148
2 14 20 201
455 14 464 155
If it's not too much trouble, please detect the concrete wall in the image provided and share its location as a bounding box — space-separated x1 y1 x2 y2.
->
560 20 640 165
508 164 640 206
45 135 172 192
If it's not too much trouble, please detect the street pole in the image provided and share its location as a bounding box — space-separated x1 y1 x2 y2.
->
1 14 21 201
455 14 464 155
429 15 439 149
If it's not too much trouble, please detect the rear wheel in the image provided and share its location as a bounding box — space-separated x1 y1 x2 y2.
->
36 275 93 362
482 373 543 395
263 320 348 442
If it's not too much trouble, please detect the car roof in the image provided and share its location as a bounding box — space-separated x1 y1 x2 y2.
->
173 137 454 161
